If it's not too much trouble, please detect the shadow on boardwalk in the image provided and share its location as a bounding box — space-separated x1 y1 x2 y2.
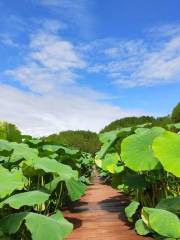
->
63 175 152 240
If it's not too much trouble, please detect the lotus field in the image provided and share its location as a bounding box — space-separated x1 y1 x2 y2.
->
0 138 93 239
0 122 180 240
96 124 180 239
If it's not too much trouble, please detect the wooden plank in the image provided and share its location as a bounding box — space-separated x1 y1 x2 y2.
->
64 176 152 240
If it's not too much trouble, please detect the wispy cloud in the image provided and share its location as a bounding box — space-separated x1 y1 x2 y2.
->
0 84 144 136
32 18 67 33
5 30 86 93
1 17 179 135
0 33 19 47
86 25 180 87
1 18 147 135
36 0 95 38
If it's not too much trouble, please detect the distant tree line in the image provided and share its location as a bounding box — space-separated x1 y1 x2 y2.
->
44 130 101 156
171 102 180 123
100 115 171 133
1 102 180 154
100 101 180 133
0 121 21 142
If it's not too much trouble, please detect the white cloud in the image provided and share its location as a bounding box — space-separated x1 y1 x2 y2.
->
3 19 145 136
36 0 94 37
2 22 179 136
30 33 85 70
86 25 180 87
34 0 93 26
0 84 144 136
5 31 86 93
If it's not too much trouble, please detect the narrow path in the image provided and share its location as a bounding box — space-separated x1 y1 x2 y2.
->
64 176 151 240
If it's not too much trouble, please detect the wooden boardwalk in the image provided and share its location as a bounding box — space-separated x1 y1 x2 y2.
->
64 176 151 240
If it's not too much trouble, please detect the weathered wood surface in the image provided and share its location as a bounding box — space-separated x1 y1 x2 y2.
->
64 176 152 240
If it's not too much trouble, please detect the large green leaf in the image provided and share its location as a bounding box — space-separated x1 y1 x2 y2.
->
156 196 180 215
42 145 64 153
121 127 165 171
97 130 119 159
42 145 78 155
135 219 151 235
45 177 62 193
142 207 180 238
49 211 73 237
25 212 73 240
125 201 140 221
99 130 119 145
134 128 149 135
29 157 78 180
97 128 132 160
152 131 180 177
0 166 27 199
45 176 86 201
141 207 155 227
102 153 120 173
65 178 86 201
10 143 38 163
0 211 73 240
0 140 13 154
20 160 43 177
0 212 28 234
0 191 50 209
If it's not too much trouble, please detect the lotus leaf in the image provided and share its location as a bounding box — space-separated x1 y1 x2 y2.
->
156 196 180 215
0 191 50 209
25 211 73 240
0 140 13 152
65 178 86 201
32 157 78 180
142 207 180 238
152 131 180 177
10 143 38 163
121 127 165 171
0 166 27 199
0 212 28 234
102 153 120 173
125 201 140 220
135 219 151 235
0 211 73 240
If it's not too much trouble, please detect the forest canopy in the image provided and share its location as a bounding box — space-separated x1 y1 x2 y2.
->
0 121 21 142
44 130 101 156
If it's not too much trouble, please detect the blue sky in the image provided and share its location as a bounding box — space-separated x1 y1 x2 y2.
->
0 0 180 135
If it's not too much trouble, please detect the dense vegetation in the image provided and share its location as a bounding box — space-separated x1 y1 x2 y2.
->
45 130 101 156
101 116 171 133
0 121 21 143
0 102 180 239
101 102 180 133
0 138 93 239
95 123 180 239
172 102 180 123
